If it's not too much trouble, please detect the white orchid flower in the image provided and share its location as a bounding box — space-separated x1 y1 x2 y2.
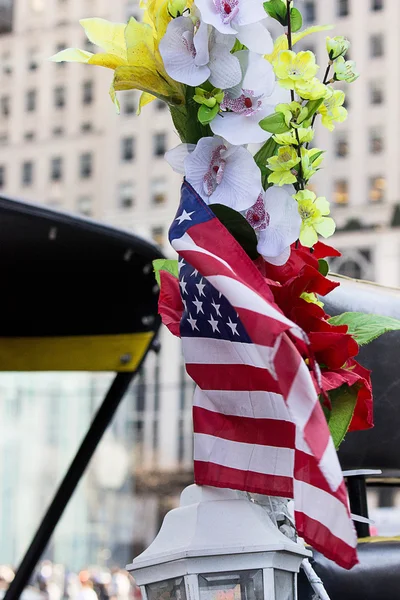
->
166 136 261 211
159 16 242 88
196 0 273 54
246 186 301 265
211 50 288 145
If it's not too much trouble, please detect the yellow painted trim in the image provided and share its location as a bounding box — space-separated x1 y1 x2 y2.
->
0 332 154 372
358 536 400 543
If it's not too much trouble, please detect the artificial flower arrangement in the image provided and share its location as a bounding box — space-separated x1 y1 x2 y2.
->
52 0 400 569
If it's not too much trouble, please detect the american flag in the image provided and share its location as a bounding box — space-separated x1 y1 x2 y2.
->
169 181 358 570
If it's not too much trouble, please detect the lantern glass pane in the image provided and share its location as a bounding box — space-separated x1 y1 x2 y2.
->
199 569 263 600
146 577 187 600
274 570 294 600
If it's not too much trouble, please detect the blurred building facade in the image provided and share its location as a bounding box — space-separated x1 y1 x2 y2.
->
300 0 400 286
0 0 194 571
0 0 400 573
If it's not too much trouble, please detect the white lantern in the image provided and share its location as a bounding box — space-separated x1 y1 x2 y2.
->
127 485 310 600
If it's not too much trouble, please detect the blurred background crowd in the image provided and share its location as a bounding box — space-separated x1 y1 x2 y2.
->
0 561 141 600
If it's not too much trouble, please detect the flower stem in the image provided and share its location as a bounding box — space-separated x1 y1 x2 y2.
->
286 0 305 189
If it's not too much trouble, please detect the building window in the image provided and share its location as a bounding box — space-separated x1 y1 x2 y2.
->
50 157 63 182
151 177 167 205
153 133 167 157
28 49 39 71
0 133 8 144
2 52 12 75
338 259 362 279
24 131 35 141
79 153 93 178
369 128 384 154
151 226 164 246
123 92 136 115
52 126 64 137
82 80 93 105
371 0 383 10
369 176 386 203
370 81 384 105
55 42 67 66
334 180 349 205
370 34 384 58
119 182 134 208
121 137 135 161
54 86 66 108
1 96 10 117
335 132 348 158
81 122 93 133
0 165 5 188
77 196 92 216
155 99 167 111
26 89 37 112
338 0 349 17
304 1 316 23
22 161 34 186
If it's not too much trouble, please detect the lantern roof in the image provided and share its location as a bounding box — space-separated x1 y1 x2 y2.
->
127 485 310 573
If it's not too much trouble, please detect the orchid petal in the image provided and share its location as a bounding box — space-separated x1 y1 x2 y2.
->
237 51 275 97
159 17 210 86
184 137 222 198
208 42 242 89
196 0 237 34
211 104 274 145
236 22 273 54
236 0 267 26
165 144 196 174
261 246 291 266
262 186 302 253
193 20 209 67
211 146 261 211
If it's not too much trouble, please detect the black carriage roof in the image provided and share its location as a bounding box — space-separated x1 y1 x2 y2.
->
0 195 164 371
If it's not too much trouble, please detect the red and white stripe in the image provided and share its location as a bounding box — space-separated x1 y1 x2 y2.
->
172 203 358 570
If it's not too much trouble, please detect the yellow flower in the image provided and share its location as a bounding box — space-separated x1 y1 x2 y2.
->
300 147 324 181
265 25 334 64
300 292 324 308
333 56 359 83
294 77 329 100
267 146 300 186
326 36 350 60
275 101 303 127
273 50 318 90
274 128 314 146
294 190 336 247
49 17 185 112
318 87 348 131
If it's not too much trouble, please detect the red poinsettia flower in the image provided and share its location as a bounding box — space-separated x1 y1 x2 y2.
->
157 270 183 338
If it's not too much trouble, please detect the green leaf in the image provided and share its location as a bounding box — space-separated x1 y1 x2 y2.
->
318 259 329 276
254 138 279 190
297 98 324 124
263 0 287 24
328 312 400 346
310 149 324 164
290 7 303 32
209 204 259 260
327 385 358 449
153 259 179 286
259 112 291 134
198 103 219 125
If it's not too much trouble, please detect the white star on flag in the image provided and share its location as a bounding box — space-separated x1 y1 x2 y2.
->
180 277 188 295
196 279 206 297
211 299 222 317
208 314 220 333
226 317 239 336
187 313 199 331
178 258 185 271
190 269 198 277
192 297 204 314
176 210 194 225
